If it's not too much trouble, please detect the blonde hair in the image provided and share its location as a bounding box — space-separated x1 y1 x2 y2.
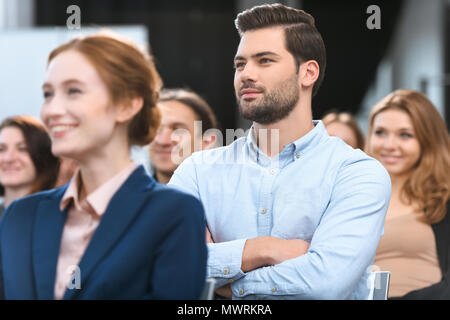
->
366 89 450 223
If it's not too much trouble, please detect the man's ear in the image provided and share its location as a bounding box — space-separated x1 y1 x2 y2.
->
299 60 319 90
116 97 144 123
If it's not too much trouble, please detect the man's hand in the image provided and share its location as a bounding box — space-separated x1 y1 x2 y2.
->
215 284 232 299
206 228 309 298
241 236 310 272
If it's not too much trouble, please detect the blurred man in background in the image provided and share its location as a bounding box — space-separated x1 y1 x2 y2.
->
149 88 219 184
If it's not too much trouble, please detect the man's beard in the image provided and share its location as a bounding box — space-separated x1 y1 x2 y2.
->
237 74 299 125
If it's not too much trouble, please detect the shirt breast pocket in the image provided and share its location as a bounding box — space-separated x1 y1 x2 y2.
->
271 190 325 242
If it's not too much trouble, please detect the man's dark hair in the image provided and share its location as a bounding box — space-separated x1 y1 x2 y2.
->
235 3 326 97
159 88 219 134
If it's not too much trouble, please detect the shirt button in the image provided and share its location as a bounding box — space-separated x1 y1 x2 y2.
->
223 268 229 275
261 208 267 215
269 169 276 175
296 153 301 159
239 289 244 295
228 279 234 284
271 287 277 292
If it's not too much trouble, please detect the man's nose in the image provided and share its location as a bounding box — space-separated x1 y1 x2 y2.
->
154 128 174 145
239 63 257 83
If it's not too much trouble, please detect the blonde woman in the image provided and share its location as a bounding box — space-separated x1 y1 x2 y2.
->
366 89 450 299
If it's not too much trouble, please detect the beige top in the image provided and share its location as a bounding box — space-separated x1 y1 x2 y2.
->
54 162 138 300
374 210 441 298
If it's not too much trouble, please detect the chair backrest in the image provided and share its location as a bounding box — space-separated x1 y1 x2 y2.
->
199 278 216 300
367 271 390 300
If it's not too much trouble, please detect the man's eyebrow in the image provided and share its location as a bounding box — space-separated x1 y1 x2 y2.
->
234 51 281 61
170 122 190 128
252 51 280 58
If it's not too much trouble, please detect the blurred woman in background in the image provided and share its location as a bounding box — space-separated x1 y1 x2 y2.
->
322 111 365 149
0 115 59 217
366 89 450 299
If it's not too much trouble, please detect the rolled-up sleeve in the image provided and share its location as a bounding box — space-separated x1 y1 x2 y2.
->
230 158 391 299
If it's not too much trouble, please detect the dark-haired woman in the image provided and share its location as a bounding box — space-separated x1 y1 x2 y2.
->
0 115 59 217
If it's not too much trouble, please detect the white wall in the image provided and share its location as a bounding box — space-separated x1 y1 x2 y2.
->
358 0 445 133
0 0 34 28
0 26 148 122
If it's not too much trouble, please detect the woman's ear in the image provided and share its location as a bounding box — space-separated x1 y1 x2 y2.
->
116 97 144 123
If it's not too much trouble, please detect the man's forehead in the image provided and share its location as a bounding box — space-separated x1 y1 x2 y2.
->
158 101 198 124
235 27 287 57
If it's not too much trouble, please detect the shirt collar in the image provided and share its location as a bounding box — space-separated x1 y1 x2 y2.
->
60 162 138 215
246 120 327 163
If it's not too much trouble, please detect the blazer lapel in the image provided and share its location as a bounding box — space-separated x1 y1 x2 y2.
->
64 166 154 299
32 187 68 300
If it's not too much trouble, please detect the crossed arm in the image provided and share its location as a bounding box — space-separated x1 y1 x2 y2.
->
206 228 310 298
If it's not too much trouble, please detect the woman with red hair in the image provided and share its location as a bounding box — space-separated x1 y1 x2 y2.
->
0 34 207 300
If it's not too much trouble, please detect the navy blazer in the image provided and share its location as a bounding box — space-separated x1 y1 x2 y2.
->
0 166 207 299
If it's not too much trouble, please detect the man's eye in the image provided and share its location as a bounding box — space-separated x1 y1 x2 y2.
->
234 62 245 69
260 58 272 64
374 129 385 136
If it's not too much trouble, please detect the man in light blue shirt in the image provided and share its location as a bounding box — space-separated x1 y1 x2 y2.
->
169 3 391 299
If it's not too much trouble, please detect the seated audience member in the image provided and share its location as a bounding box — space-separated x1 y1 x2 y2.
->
0 115 59 217
366 89 450 299
322 111 365 149
0 33 207 299
149 88 219 184
169 4 391 299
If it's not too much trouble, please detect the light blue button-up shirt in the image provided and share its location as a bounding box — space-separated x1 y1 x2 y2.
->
169 121 391 299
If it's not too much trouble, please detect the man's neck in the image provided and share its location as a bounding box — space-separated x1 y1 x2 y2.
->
253 100 314 158
155 171 172 184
